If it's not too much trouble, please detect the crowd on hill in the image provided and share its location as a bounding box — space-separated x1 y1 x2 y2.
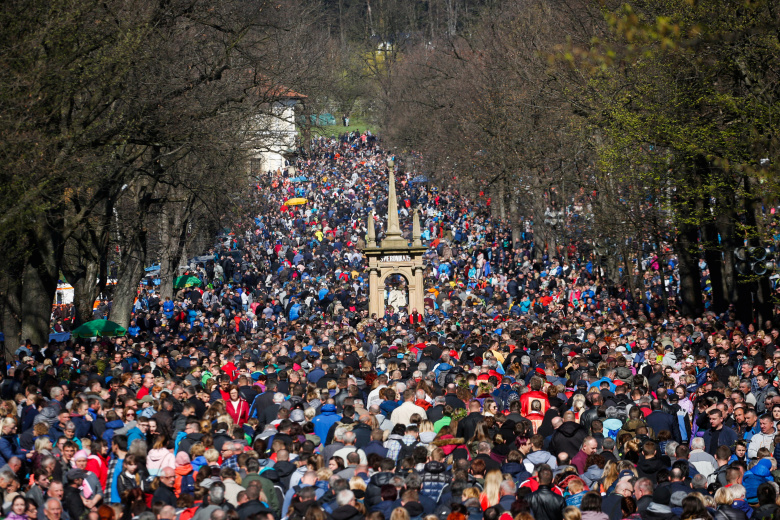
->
1 132 779 520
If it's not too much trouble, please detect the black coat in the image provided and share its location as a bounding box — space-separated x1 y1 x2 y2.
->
646 411 681 443
152 483 177 508
527 485 566 520
549 421 588 460
456 412 484 443
713 505 748 520
237 500 274 520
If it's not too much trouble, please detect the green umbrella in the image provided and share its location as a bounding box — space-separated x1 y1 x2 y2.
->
174 275 203 289
71 320 127 338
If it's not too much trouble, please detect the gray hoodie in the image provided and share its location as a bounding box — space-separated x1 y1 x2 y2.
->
526 450 558 469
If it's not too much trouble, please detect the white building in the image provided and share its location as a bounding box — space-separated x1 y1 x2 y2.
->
249 90 306 175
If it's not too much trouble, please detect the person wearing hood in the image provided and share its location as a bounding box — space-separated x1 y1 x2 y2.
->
549 414 588 461
581 453 605 488
637 441 668 484
644 501 680 520
146 435 175 478
312 403 341 444
173 451 194 497
743 459 773 505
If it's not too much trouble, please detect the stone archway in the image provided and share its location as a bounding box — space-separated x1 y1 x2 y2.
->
363 170 427 318
382 272 409 314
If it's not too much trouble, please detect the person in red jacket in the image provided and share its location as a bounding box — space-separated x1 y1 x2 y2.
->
225 385 250 426
520 376 550 417
409 308 424 324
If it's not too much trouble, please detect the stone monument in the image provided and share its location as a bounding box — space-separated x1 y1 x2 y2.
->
363 170 427 318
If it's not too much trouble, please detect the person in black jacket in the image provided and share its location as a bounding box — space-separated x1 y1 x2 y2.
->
527 466 566 520
646 400 682 443
62 469 87 520
549 415 588 460
152 467 178 508
455 401 484 442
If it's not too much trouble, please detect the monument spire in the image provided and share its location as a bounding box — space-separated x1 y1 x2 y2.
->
366 210 376 247
412 206 422 247
381 168 408 248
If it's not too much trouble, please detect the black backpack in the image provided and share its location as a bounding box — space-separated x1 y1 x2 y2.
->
397 440 422 464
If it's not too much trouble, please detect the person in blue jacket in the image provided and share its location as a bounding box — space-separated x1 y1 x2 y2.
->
311 404 341 443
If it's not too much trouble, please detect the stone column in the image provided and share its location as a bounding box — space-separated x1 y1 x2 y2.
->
412 265 425 313
368 268 382 317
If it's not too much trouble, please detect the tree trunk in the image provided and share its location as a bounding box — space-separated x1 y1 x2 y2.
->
509 191 521 245
716 210 738 306
0 269 23 358
61 218 110 326
744 177 773 325
675 221 704 317
68 257 104 325
110 230 146 329
498 181 507 220
20 252 58 348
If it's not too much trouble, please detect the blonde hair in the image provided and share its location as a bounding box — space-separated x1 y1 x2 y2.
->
462 487 480 500
563 506 582 520
480 469 503 508
316 468 332 481
601 460 619 492
715 488 734 506
34 436 52 452
0 417 16 432
349 476 366 492
568 478 585 494
390 509 410 520
204 449 219 463
419 421 434 434
190 443 205 458
571 394 586 413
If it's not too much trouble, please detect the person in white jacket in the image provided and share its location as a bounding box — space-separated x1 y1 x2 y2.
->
748 414 776 459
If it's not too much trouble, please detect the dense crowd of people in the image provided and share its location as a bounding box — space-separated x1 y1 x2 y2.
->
1 131 779 520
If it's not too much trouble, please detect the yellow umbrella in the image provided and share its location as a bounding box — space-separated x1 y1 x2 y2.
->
284 197 308 206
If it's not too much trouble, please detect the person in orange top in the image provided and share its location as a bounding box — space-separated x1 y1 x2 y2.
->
225 385 250 426
520 375 550 417
173 451 194 497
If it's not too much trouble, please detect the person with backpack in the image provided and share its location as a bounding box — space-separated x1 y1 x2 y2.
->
174 451 195 498
492 378 520 412
395 424 423 468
